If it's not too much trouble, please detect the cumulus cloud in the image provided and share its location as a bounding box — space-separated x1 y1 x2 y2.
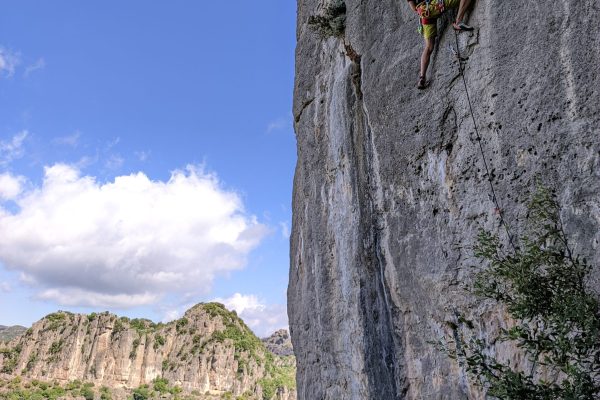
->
0 47 20 77
214 293 288 337
0 173 25 201
0 131 28 166
0 164 268 308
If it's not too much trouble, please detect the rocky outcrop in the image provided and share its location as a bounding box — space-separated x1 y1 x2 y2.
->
0 326 26 343
262 330 293 357
289 0 600 399
0 304 296 400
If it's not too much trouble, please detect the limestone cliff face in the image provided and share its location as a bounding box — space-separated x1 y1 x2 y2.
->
288 0 600 399
0 304 296 400
262 330 294 357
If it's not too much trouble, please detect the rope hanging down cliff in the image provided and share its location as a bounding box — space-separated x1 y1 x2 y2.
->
448 21 517 252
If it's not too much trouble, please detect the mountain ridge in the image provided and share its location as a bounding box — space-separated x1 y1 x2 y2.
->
0 303 296 400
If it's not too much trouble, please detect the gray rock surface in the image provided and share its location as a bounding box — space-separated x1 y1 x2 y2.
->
288 0 600 399
262 329 294 357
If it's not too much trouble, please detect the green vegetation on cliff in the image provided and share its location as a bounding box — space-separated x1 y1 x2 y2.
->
0 302 296 399
0 377 99 400
437 187 600 399
0 326 27 344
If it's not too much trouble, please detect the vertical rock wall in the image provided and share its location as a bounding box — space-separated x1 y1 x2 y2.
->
289 0 600 398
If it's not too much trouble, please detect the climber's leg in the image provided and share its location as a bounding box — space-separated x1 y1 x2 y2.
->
418 36 436 89
444 0 474 31
456 0 472 24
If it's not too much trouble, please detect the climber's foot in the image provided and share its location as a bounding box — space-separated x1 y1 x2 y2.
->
453 21 474 32
417 76 428 90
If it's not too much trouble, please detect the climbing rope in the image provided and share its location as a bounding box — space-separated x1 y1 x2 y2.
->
448 19 517 252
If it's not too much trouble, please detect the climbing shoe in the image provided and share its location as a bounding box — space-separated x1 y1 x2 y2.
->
417 76 428 90
453 22 474 32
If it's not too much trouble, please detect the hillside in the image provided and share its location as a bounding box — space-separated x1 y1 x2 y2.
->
0 304 295 400
0 326 26 344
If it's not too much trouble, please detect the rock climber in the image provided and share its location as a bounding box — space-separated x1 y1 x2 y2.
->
407 0 474 89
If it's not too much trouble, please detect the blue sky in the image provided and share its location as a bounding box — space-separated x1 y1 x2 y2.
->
0 1 297 336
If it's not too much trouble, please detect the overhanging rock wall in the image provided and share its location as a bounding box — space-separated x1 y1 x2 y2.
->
288 0 600 398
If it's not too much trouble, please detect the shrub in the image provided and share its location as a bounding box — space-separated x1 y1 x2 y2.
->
308 0 347 38
130 338 140 359
26 351 38 371
49 339 64 354
436 186 600 399
100 386 112 400
132 384 151 400
112 319 126 338
154 334 165 349
176 317 189 333
81 385 95 400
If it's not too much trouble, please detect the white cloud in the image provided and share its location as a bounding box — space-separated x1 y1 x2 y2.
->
104 154 124 170
135 150 150 162
0 164 268 308
214 293 288 337
0 47 20 77
24 57 45 77
53 131 80 147
0 173 25 201
0 282 11 293
37 288 158 308
279 222 290 239
266 115 292 134
0 131 28 166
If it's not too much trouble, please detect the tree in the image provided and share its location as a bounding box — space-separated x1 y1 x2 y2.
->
438 186 600 399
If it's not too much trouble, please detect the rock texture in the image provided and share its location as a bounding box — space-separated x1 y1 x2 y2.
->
262 330 294 357
0 304 296 400
289 0 600 399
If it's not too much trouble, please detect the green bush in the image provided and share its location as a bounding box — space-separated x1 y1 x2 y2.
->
112 319 126 338
176 317 189 333
49 339 63 354
307 0 346 38
130 338 141 359
132 384 151 400
80 385 95 400
26 351 38 371
154 334 166 349
0 345 21 374
153 377 169 394
100 386 113 400
436 186 600 399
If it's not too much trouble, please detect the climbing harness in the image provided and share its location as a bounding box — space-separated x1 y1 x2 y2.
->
417 0 446 34
447 14 517 252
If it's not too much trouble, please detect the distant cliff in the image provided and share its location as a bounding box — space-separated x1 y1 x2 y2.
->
262 330 293 357
0 326 26 343
289 0 600 398
0 304 296 400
